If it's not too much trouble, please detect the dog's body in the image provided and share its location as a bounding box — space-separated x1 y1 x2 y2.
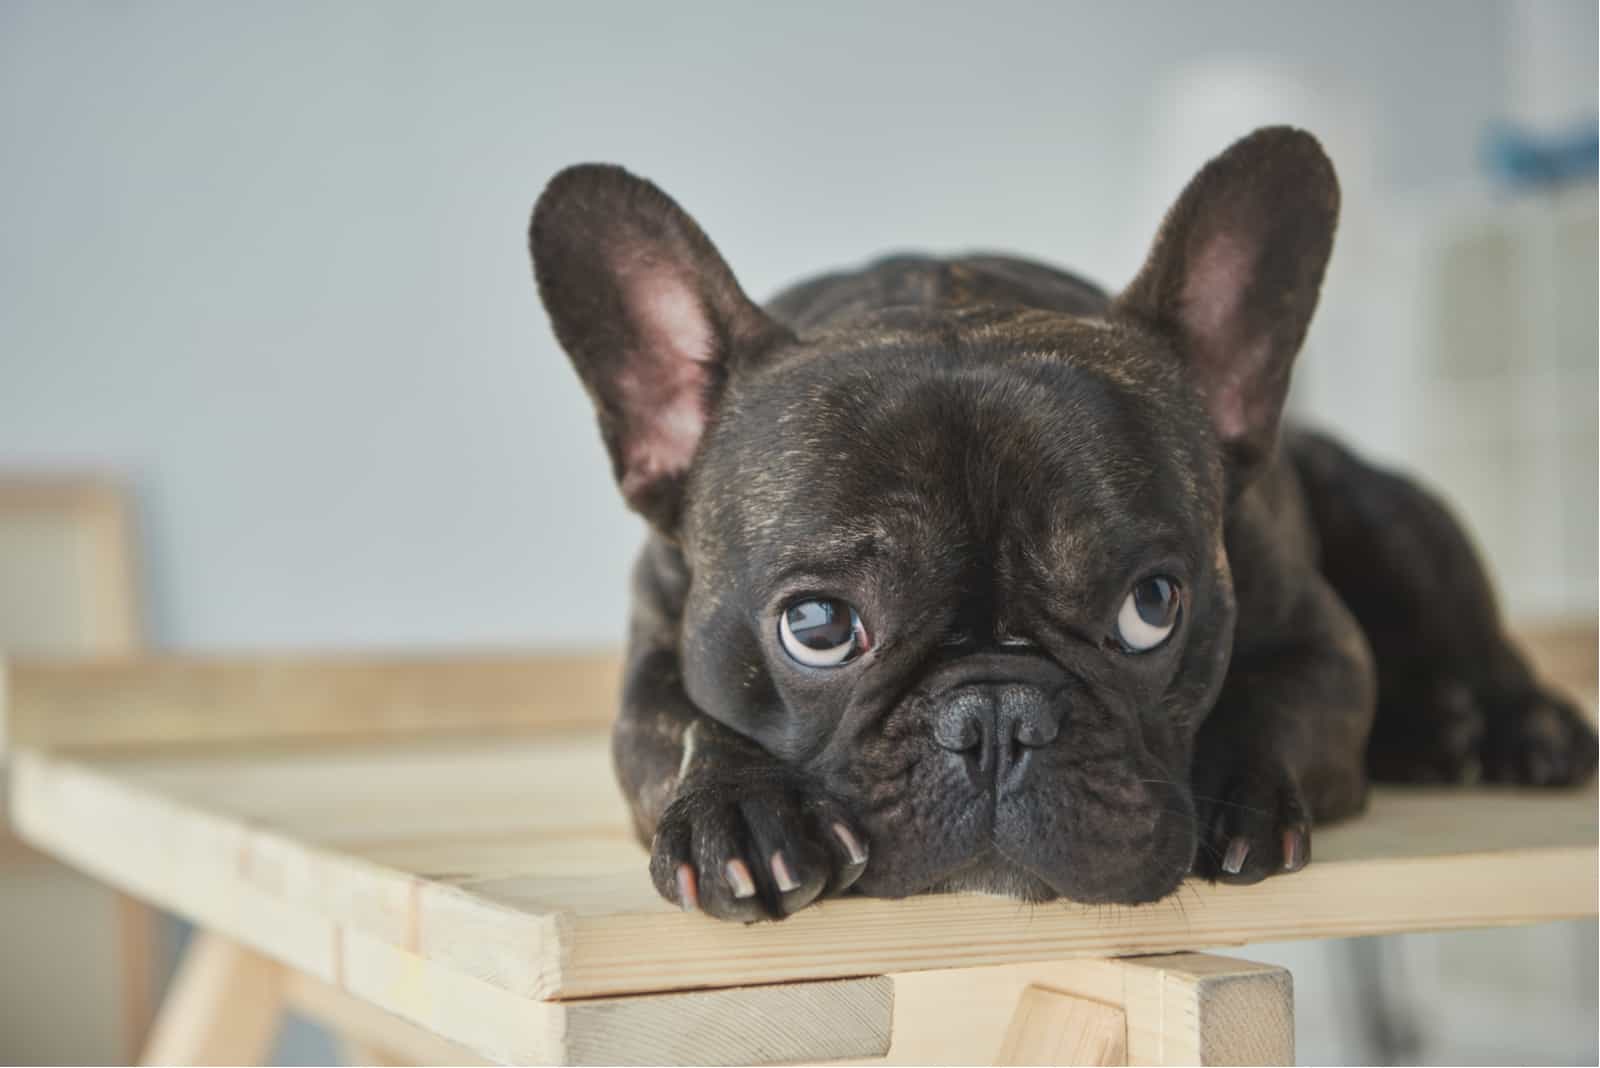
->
531 129 1597 920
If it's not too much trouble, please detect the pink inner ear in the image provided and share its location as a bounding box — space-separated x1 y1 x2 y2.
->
1179 232 1259 444
616 269 716 501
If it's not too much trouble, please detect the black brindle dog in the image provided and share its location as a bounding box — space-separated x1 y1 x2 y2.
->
529 127 1598 920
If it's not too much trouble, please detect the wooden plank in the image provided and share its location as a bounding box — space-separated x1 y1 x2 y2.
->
0 475 162 1063
334 927 892 1066
8 752 893 1064
849 953 1289 1066
4 619 1585 755
996 985 1127 1066
1 653 622 753
118 892 160 1064
9 735 1596 1005
0 475 140 657
554 834 1593 1000
139 932 285 1066
1113 954 1293 1065
283 971 493 1066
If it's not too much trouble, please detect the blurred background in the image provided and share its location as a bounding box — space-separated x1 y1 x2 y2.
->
1 0 1594 1064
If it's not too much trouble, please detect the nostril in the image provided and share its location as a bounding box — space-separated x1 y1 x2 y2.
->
934 690 991 753
934 718 980 752
1014 719 1056 747
999 685 1059 748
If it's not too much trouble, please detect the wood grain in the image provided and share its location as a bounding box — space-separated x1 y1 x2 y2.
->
996 985 1127 1066
320 929 891 1067
10 731 1595 1008
1 653 622 754
840 953 1291 1066
284 970 492 1066
1118 953 1293 1065
838 952 1286 1061
8 746 892 1063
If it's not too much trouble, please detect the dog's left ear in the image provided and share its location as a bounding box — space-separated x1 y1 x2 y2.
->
1116 126 1339 487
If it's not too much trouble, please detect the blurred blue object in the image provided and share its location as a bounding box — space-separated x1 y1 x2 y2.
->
1485 118 1599 188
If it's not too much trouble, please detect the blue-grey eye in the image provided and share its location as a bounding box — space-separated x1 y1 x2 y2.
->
779 597 868 667
1115 576 1181 652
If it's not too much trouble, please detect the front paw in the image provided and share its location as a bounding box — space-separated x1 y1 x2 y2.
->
649 771 869 922
1191 756 1313 886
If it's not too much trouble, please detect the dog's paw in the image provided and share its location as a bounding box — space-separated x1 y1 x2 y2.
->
1191 756 1312 886
648 771 869 922
1481 689 1598 787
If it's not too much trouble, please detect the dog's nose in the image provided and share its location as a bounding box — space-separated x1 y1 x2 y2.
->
933 683 1059 787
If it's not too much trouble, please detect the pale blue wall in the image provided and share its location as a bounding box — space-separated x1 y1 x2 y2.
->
1 0 1529 652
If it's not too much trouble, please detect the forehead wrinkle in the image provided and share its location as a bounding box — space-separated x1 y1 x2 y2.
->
764 523 891 580
749 490 963 582
691 307 1215 603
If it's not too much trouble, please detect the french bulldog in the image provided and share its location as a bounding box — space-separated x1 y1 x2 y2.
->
528 127 1598 921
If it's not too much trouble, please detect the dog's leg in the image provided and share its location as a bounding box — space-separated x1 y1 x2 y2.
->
614 537 870 921
1191 567 1376 883
1288 430 1598 786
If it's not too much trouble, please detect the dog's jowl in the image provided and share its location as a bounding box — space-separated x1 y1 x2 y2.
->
528 127 1599 921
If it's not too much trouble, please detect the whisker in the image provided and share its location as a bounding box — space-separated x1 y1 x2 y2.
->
1139 778 1273 818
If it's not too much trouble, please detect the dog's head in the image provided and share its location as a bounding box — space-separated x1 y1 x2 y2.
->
530 127 1338 904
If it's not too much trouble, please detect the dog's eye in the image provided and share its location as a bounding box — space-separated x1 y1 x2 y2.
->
1114 576 1181 652
779 598 868 668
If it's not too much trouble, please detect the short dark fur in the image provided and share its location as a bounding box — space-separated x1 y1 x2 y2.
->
529 128 1598 921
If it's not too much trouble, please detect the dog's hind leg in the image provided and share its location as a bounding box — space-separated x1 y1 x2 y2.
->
1286 429 1597 785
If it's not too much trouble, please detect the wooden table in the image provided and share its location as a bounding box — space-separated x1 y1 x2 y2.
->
3 654 1596 1065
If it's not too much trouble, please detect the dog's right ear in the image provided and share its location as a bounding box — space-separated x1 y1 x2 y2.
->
530 165 791 533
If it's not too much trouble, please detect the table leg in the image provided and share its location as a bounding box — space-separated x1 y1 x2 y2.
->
1107 952 1294 1065
117 894 159 1063
996 985 1128 1065
140 931 285 1066
846 951 1294 1066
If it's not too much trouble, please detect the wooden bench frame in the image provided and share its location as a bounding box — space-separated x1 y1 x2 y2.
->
3 646 1595 1065
0 477 158 1063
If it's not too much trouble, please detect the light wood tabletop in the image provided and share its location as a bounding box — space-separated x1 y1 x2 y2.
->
3 650 1596 1064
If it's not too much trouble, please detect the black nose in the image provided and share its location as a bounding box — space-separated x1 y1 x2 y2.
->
933 683 1060 787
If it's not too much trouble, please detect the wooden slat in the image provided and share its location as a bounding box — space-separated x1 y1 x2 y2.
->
284 970 491 1066
856 953 1291 1066
995 985 1128 1066
0 475 161 1064
333 929 892 1066
10 733 1596 1006
0 475 140 656
139 931 285 1066
1116 953 1294 1065
6 747 893 1063
3 620 1588 757
554 843 1595 999
1 653 622 753
135 920 892 1066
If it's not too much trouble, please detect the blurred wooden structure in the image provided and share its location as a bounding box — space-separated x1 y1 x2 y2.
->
0 476 157 1064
